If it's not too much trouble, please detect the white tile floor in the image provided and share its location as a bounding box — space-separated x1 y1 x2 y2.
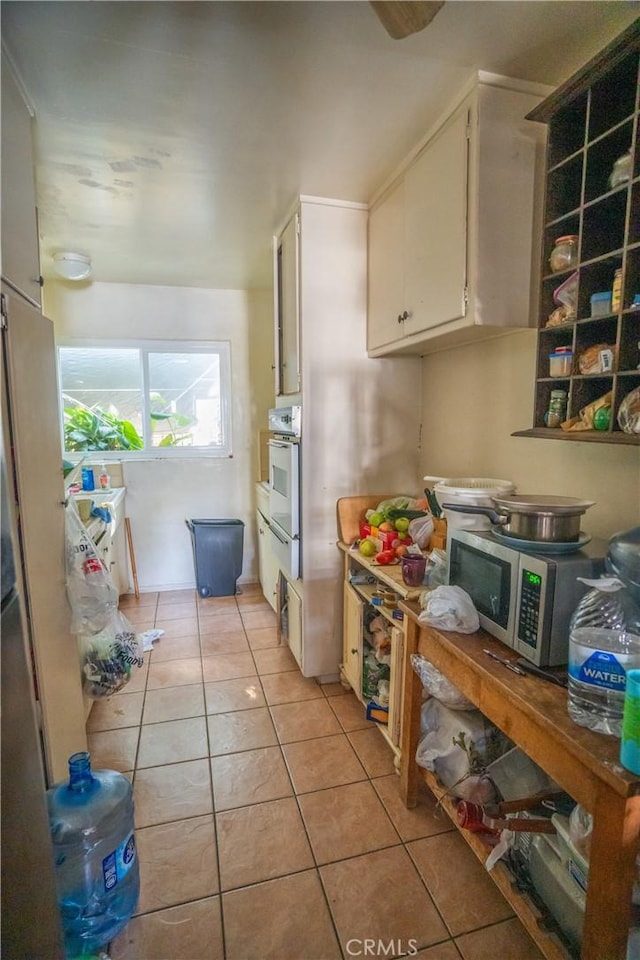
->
84 585 545 960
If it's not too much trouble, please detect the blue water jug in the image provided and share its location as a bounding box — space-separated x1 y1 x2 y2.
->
47 752 139 957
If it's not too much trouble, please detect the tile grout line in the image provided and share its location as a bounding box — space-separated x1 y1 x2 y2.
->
198 590 234 960
116 588 512 959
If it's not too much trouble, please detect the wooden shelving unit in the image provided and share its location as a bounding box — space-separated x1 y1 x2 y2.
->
422 767 572 960
515 20 640 445
398 604 640 960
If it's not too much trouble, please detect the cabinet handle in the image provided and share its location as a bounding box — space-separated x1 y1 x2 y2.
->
397 314 403 324
30 276 44 287
350 648 358 655
397 310 409 324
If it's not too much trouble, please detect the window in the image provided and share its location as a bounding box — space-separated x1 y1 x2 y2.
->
58 340 232 457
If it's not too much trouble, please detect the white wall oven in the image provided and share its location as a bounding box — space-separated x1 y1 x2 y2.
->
268 406 301 580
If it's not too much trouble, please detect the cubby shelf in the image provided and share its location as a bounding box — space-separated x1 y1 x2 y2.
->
516 20 640 445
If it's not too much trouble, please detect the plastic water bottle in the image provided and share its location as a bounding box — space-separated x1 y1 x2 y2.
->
47 752 139 957
567 628 640 736
569 577 640 635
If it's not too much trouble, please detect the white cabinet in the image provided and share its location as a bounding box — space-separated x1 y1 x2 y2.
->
367 74 549 357
256 509 279 611
1 58 42 308
274 213 301 396
342 581 363 693
270 196 422 681
286 578 302 668
340 553 407 758
368 179 404 351
276 571 303 669
403 103 468 338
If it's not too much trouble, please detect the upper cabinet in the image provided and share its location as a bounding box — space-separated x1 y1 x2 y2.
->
1 57 42 308
274 212 301 397
367 74 549 357
515 20 640 446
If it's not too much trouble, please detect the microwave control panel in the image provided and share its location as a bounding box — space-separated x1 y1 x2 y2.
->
517 568 543 648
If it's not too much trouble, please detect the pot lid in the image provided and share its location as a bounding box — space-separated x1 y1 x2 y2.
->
491 494 595 515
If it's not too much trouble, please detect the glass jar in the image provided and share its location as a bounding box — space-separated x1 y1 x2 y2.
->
611 268 623 312
544 389 567 428
549 235 579 274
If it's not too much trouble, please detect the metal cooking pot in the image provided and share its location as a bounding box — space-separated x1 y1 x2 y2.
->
441 495 595 543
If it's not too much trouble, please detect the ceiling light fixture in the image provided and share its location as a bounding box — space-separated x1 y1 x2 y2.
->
52 251 92 281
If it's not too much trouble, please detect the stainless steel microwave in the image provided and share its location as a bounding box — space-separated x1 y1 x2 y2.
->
446 529 606 666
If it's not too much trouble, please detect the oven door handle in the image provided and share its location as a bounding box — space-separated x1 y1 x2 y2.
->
268 440 295 449
269 522 289 545
270 520 298 547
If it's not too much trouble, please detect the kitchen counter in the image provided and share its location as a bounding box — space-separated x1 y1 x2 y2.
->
399 601 640 960
71 486 126 543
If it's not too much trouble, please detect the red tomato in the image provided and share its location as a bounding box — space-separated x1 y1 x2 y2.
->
376 549 396 565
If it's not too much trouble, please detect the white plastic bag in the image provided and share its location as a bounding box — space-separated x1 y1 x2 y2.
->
410 654 475 710
80 610 143 699
418 585 480 633
408 515 434 549
65 501 119 635
416 698 510 798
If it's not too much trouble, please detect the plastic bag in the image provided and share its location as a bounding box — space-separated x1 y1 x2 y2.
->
424 548 447 587
411 654 475 710
362 651 390 701
375 496 423 520
619 385 640 435
80 610 143 699
416 698 509 799
65 502 118 635
408 515 434 549
418 585 480 633
568 803 593 862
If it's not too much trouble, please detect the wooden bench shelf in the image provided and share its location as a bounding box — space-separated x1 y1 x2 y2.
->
398 601 640 960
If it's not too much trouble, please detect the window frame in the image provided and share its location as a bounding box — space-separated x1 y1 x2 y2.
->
57 338 233 460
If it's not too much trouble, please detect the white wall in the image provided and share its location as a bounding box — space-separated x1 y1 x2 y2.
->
45 280 274 592
420 329 640 541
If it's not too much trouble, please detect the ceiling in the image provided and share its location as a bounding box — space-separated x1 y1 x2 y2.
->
2 1 638 290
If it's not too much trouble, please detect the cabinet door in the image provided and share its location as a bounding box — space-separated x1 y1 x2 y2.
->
276 214 300 396
287 579 303 669
403 103 469 336
368 179 405 351
387 625 405 749
1 59 42 308
342 581 363 694
256 511 278 611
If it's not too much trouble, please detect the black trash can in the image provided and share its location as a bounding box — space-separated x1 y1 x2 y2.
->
186 519 245 598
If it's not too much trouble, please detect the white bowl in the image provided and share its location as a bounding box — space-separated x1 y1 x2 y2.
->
430 477 515 531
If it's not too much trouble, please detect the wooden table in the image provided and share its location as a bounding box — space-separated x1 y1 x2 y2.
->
399 601 640 960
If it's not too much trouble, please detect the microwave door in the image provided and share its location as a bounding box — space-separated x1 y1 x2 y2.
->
269 439 300 539
447 533 516 646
